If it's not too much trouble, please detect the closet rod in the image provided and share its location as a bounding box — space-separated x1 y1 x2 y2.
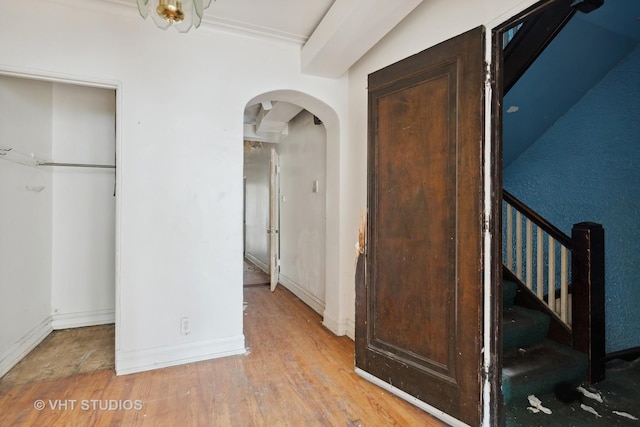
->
38 162 116 169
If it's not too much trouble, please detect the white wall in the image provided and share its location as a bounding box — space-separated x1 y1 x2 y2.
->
51 82 116 328
243 142 272 268
278 111 326 312
0 76 53 376
0 0 349 374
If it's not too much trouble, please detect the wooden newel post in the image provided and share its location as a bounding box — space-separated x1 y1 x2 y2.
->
571 222 605 384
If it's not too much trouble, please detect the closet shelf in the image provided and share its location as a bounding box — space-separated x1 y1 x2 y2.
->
0 146 115 169
38 162 115 169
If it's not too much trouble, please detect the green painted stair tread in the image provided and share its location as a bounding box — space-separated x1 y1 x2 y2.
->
502 339 588 404
503 305 550 351
503 280 518 308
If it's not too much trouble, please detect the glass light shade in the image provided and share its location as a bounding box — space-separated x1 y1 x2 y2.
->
137 0 213 33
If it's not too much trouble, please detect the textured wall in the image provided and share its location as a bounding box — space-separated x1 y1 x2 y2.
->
278 111 327 307
504 44 640 353
503 12 637 167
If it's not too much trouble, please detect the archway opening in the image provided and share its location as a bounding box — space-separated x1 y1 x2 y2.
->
241 90 341 333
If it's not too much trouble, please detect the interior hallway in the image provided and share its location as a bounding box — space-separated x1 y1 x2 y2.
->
0 285 444 426
243 259 270 287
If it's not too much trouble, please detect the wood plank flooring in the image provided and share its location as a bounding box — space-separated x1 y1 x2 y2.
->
0 286 444 426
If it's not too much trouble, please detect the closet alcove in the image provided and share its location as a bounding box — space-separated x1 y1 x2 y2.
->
0 74 116 379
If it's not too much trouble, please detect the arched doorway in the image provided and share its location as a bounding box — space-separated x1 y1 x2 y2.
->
242 90 341 333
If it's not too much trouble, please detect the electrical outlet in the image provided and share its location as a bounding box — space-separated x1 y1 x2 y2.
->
180 317 191 335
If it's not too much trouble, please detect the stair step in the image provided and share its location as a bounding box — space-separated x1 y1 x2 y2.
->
503 280 518 308
502 339 588 404
503 305 550 351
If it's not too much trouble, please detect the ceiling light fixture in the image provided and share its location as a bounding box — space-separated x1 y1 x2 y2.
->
137 0 213 32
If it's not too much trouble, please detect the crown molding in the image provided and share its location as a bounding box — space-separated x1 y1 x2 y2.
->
100 0 307 45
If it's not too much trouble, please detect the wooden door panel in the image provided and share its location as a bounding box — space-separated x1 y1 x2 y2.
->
356 26 485 426
374 71 456 371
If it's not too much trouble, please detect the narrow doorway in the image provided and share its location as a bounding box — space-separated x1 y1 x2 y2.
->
242 99 327 315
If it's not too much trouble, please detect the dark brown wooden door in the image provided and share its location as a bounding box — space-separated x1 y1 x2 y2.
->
356 26 486 426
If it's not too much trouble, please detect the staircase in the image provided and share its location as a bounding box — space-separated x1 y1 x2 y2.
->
498 1 607 407
501 279 588 404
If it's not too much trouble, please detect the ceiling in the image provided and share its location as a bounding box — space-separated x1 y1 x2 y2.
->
113 0 336 44
127 0 336 44
107 0 424 143
503 0 640 166
110 0 424 78
202 0 334 44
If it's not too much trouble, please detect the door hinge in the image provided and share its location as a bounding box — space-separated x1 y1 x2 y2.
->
484 61 493 87
482 212 491 233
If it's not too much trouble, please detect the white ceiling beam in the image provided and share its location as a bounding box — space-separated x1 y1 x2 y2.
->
301 0 424 78
243 124 283 144
255 101 303 134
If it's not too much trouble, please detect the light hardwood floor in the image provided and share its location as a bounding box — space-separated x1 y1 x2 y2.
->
0 286 444 426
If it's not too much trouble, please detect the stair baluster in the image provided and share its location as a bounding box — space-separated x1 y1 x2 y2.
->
502 190 605 386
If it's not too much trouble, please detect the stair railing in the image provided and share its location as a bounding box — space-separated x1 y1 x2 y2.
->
503 190 573 326
502 190 605 384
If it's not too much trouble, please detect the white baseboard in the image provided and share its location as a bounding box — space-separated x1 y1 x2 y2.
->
245 255 338 339
322 311 348 336
321 313 354 340
0 317 53 378
278 274 325 316
345 317 355 340
245 253 269 273
355 368 470 427
244 256 326 318
115 335 247 376
51 308 115 330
